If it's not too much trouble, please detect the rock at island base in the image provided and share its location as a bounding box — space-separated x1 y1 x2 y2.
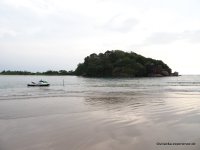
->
161 70 170 76
171 72 179 76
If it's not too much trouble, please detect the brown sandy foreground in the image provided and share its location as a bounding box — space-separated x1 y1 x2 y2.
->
0 96 199 150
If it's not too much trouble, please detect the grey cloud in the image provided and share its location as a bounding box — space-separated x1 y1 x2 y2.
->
144 32 181 45
182 30 200 43
0 2 95 42
103 15 138 33
142 30 200 46
0 28 17 38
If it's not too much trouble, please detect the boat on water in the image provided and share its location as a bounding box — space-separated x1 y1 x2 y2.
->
27 80 50 87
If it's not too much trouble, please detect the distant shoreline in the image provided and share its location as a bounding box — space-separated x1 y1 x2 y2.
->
0 73 180 78
0 70 75 76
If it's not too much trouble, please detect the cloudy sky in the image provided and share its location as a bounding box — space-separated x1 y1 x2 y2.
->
1 0 200 74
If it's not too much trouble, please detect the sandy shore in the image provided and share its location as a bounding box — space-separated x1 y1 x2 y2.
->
0 96 199 150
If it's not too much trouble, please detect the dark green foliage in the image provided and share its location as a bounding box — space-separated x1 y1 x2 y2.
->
0 70 34 75
75 50 171 77
43 70 59 75
0 70 75 75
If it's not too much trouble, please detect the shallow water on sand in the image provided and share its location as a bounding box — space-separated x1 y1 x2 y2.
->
0 75 200 150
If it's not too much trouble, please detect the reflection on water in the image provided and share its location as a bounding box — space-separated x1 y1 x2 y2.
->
0 75 200 150
84 94 200 150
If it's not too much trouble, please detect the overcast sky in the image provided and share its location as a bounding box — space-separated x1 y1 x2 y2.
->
1 0 200 74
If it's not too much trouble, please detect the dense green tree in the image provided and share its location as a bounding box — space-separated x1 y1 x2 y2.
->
75 50 172 77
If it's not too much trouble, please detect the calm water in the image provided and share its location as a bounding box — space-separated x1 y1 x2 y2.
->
0 75 200 150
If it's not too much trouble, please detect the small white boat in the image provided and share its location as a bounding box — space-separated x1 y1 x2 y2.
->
27 80 50 87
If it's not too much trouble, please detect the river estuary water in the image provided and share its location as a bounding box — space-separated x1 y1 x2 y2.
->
0 75 200 150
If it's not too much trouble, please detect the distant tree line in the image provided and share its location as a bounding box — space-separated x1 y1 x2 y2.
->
0 70 75 75
75 50 173 77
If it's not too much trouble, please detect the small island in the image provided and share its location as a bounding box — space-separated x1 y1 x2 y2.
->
0 50 178 77
75 50 178 77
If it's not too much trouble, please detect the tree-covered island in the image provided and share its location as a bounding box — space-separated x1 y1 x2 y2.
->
75 50 178 77
1 50 178 77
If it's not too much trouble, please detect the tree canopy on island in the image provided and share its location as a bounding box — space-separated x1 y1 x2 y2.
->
75 50 172 77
